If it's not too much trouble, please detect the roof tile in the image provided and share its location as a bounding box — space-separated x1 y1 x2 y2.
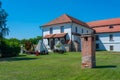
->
53 33 67 38
93 25 120 33
87 18 120 27
43 34 55 39
42 14 91 29
43 33 67 39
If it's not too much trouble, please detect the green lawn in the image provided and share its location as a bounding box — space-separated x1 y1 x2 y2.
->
0 51 120 80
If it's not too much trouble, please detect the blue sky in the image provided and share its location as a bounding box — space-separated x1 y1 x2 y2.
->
1 0 120 39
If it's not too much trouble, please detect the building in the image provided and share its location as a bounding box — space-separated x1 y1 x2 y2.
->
41 14 120 52
87 18 120 52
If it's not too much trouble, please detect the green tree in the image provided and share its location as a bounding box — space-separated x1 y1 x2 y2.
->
0 1 9 57
0 38 20 57
20 36 42 45
0 1 9 38
0 26 9 38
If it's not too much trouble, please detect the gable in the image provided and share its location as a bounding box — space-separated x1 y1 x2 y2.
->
42 14 93 30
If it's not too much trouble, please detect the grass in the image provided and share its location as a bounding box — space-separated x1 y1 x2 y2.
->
0 51 120 80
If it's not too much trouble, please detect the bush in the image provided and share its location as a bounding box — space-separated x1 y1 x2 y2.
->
0 39 20 58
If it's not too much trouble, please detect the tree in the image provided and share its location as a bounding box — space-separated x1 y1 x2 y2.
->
0 1 9 38
0 1 9 57
0 26 9 38
20 36 42 45
29 36 42 44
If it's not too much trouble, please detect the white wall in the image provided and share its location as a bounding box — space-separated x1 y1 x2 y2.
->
71 23 93 34
42 28 49 36
42 22 94 50
71 23 93 42
42 23 72 45
43 39 48 46
96 33 120 52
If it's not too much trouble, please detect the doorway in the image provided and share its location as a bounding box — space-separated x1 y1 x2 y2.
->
50 39 55 50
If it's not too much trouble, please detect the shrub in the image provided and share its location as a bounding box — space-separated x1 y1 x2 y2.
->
0 39 20 58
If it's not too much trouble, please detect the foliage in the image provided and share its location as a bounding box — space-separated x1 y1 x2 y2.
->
20 36 42 45
0 26 9 38
55 43 61 48
0 51 120 80
24 41 32 51
0 38 20 57
24 41 35 54
20 36 42 53
0 36 42 57
0 3 9 38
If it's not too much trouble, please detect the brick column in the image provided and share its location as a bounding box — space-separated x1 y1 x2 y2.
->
81 34 96 68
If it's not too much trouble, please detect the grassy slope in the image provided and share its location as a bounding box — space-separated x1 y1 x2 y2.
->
0 51 120 80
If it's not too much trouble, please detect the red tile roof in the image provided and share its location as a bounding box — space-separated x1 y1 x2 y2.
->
42 14 92 29
87 18 120 27
93 25 120 33
42 14 71 27
42 14 120 34
87 18 120 33
43 33 67 39
53 33 67 38
43 34 55 39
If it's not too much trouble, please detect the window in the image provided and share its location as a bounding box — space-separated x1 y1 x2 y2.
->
75 27 77 33
87 30 88 33
96 35 99 41
96 43 99 49
110 45 114 51
109 25 113 29
82 28 84 33
109 34 113 41
61 26 64 33
50 28 53 34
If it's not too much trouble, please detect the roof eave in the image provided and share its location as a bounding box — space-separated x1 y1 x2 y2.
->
41 22 72 27
96 31 120 34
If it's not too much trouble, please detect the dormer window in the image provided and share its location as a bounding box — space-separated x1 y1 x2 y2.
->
109 25 113 29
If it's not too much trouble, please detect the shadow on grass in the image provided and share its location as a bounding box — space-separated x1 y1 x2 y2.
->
0 57 37 62
18 55 27 57
95 65 117 69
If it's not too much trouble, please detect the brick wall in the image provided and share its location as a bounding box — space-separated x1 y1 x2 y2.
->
81 34 96 68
